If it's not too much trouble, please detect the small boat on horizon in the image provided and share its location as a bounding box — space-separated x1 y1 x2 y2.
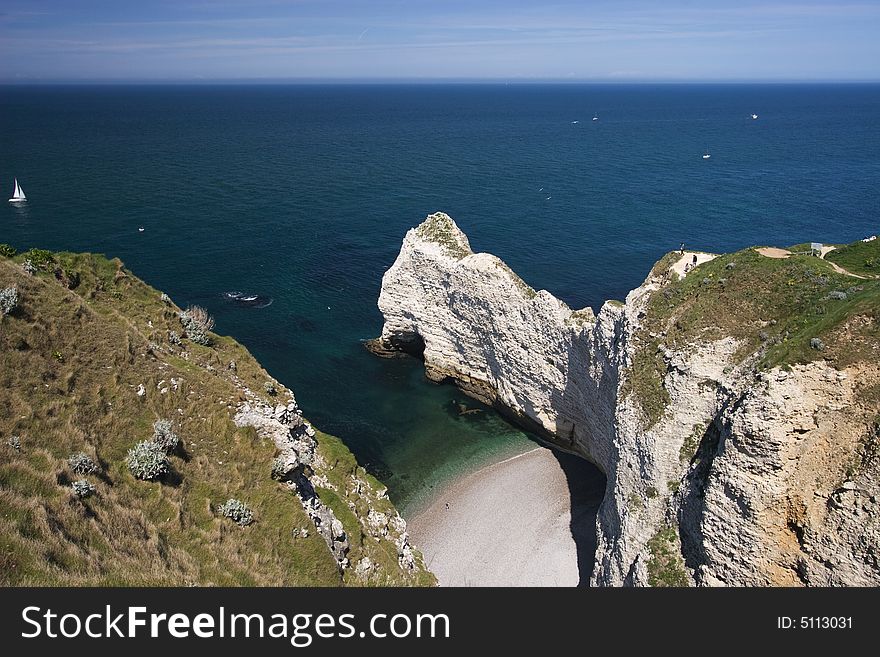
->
592 113 599 121
8 178 26 203
751 113 758 120
702 148 711 159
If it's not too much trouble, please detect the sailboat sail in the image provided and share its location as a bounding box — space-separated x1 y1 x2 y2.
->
9 178 26 202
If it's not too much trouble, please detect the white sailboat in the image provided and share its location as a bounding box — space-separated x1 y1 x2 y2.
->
8 178 26 203
702 148 711 160
751 113 758 120
592 112 599 121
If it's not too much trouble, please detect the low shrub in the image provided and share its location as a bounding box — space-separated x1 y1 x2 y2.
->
126 440 169 480
71 479 96 499
151 419 180 454
271 457 289 480
218 498 254 526
179 305 214 346
68 452 99 475
22 248 55 270
264 381 277 396
0 243 17 257
0 286 18 316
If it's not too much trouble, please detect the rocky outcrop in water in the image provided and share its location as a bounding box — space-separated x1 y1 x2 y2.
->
373 212 880 586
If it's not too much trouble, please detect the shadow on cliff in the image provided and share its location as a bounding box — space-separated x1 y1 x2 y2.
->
551 449 606 586
468 391 607 586
369 326 610 586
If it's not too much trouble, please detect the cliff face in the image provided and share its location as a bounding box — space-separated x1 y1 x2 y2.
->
0 249 432 586
373 212 880 586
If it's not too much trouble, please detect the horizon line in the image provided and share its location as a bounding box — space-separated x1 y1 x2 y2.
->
2 77 879 86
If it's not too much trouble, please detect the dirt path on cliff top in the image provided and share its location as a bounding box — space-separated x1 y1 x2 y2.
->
671 251 718 279
756 246 869 279
407 447 604 587
756 247 792 259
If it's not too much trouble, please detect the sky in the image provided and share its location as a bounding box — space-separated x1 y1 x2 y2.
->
1 0 879 82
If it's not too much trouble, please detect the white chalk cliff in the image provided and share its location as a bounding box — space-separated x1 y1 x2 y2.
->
372 212 880 586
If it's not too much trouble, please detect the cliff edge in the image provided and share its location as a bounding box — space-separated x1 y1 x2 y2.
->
372 212 880 586
0 246 433 586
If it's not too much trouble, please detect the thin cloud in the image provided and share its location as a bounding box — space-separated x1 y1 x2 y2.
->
0 25 787 57
0 1 877 80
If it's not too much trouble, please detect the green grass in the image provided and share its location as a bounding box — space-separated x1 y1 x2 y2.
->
825 239 880 277
567 308 597 328
0 249 431 586
314 431 434 586
646 526 689 587
680 424 706 463
623 241 880 425
414 212 472 259
316 486 363 551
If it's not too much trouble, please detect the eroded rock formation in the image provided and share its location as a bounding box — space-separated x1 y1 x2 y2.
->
372 212 880 586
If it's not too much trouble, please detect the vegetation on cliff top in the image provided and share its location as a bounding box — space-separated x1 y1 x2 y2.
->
0 247 431 586
825 238 880 278
414 212 472 259
625 239 880 426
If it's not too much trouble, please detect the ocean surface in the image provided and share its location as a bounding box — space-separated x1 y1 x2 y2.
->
2 83 879 515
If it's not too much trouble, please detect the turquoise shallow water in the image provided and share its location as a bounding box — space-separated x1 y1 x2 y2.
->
2 83 879 514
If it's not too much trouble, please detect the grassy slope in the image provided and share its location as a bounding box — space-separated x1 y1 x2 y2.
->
0 249 431 586
626 242 880 426
825 239 880 278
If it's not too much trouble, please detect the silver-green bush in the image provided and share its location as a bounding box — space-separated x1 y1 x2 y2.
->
68 452 99 475
71 479 96 499
151 419 180 453
179 305 214 346
0 286 18 316
271 457 289 480
126 440 169 480
218 498 254 526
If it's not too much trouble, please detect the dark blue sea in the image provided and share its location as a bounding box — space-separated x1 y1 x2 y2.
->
2 83 879 514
